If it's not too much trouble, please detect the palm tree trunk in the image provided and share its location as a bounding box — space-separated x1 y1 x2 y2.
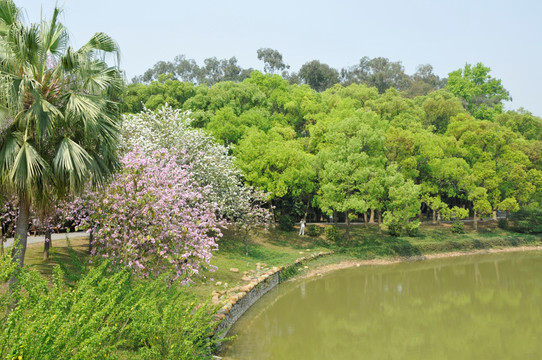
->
12 196 31 268
43 227 51 260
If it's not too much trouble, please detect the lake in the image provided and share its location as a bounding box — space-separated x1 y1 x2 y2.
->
220 251 542 359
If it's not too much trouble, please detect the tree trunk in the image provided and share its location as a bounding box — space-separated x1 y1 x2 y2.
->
43 227 51 260
333 210 338 226
345 210 350 242
12 196 30 268
369 209 375 224
363 212 368 227
492 210 497 221
473 210 478 231
89 230 94 253
377 210 382 235
432 209 437 224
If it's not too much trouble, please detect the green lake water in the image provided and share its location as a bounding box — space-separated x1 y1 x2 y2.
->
220 251 542 360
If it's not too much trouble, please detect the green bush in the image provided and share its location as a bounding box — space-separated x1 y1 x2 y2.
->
508 208 542 234
306 225 321 237
324 226 340 244
278 215 295 231
497 218 508 229
387 223 402 237
405 221 420 237
0 255 219 360
451 220 465 234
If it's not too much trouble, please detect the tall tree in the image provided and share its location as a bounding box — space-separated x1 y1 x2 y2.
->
257 48 289 74
317 111 387 240
446 62 510 120
340 56 411 93
298 60 339 92
0 1 123 267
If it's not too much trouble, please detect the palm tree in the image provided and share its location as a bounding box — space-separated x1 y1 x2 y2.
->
0 1 123 267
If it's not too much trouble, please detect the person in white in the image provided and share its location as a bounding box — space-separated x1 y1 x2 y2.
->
299 219 306 236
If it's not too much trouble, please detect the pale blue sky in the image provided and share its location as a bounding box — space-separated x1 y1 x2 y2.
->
15 0 542 116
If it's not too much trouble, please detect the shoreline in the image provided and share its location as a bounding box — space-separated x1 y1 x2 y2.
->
298 245 542 279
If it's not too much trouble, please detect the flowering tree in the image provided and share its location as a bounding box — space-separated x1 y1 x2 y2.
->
90 148 221 283
121 106 272 223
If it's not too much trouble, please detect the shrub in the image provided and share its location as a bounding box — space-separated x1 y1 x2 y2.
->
278 215 295 231
0 254 219 360
387 223 402 237
508 208 542 234
324 226 340 244
306 225 321 237
497 218 508 230
406 221 420 237
451 220 465 234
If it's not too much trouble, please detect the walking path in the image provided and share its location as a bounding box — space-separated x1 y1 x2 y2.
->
3 231 88 248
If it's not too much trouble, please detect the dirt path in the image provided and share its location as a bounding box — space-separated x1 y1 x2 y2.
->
300 245 542 279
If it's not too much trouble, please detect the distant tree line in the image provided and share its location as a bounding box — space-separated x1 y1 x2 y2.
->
132 49 447 98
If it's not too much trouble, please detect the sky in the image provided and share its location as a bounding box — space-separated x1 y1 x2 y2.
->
14 0 542 116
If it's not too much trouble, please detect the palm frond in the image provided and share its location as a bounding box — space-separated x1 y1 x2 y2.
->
8 140 48 191
53 136 93 191
0 0 19 29
0 129 21 173
41 6 68 56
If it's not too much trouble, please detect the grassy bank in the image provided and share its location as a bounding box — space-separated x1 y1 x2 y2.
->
18 221 542 299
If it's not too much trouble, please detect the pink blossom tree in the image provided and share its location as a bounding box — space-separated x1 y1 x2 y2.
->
90 148 222 283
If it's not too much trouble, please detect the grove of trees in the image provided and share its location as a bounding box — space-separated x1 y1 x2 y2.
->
124 61 542 239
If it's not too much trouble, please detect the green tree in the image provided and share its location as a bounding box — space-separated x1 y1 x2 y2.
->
0 1 122 267
257 48 289 74
317 111 387 240
446 62 510 120
341 56 411 93
298 60 339 92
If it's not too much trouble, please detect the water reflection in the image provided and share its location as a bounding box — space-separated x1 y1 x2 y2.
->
222 251 542 360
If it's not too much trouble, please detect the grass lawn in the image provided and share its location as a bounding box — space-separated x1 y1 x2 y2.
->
18 221 541 301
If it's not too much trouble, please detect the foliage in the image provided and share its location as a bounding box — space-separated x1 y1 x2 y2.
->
0 0 122 266
122 57 542 238
91 148 221 283
278 214 295 232
446 62 510 120
507 208 542 234
306 225 321 237
121 106 271 225
341 56 412 93
134 54 252 85
257 48 289 74
298 60 339 92
324 226 340 244
405 221 420 237
0 256 219 360
451 221 465 234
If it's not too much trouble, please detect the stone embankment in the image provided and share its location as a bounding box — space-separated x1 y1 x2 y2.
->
213 250 333 341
